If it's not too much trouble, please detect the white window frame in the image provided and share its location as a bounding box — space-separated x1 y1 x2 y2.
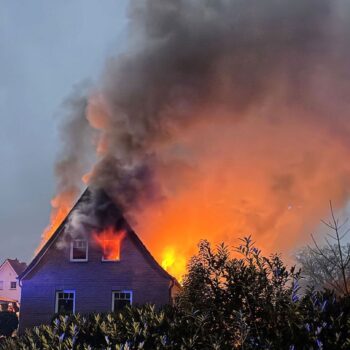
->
101 240 121 262
10 281 16 290
55 290 76 314
70 239 88 262
111 290 133 311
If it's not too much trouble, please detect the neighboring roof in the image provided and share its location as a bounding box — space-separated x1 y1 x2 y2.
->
0 296 17 303
0 259 27 276
7 259 27 275
19 188 179 286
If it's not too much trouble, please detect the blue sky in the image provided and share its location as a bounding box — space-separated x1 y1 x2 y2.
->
0 1 128 261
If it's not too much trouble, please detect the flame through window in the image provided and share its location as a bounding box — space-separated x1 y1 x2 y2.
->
93 227 125 261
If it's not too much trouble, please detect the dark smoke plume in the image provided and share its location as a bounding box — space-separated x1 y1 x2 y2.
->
53 0 350 258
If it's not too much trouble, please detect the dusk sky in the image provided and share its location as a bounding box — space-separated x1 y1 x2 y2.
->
0 1 128 261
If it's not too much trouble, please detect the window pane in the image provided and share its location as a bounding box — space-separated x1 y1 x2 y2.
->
10 282 16 289
72 240 87 260
56 291 75 314
58 299 74 314
113 291 132 311
75 240 86 249
114 299 130 311
0 281 3 290
102 240 121 261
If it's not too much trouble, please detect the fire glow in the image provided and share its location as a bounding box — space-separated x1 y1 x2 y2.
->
37 192 75 253
93 227 125 261
35 1 350 283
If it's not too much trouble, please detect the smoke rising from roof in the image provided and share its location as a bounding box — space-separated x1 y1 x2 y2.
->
51 0 350 275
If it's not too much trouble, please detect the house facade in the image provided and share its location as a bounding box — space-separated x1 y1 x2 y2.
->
0 259 27 307
19 189 179 331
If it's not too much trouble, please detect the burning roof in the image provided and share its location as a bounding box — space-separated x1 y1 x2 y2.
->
20 188 178 284
37 0 350 280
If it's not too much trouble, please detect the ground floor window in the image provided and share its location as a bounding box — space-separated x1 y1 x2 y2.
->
55 290 75 314
112 290 132 311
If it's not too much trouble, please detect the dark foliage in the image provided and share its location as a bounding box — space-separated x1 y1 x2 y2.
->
178 238 350 349
0 312 18 337
1 237 350 349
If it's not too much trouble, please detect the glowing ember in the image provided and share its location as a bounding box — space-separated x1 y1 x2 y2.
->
93 227 125 261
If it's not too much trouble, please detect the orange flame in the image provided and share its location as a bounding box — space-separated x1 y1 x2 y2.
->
39 96 350 284
93 227 125 261
161 247 186 281
37 191 75 253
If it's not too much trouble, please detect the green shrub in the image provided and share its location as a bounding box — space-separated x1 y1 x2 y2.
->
1 238 350 349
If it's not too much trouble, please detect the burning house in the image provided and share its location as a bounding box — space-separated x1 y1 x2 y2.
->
18 188 180 331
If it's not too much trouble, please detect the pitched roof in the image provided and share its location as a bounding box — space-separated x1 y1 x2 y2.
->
19 188 178 285
0 258 27 276
7 259 27 275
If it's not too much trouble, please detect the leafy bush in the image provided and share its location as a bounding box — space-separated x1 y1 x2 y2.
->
0 306 205 350
178 238 350 349
0 311 18 337
1 238 350 349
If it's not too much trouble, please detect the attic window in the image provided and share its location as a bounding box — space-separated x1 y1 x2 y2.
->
70 239 88 262
0 281 3 290
112 290 132 311
102 240 121 262
10 282 16 290
93 228 125 262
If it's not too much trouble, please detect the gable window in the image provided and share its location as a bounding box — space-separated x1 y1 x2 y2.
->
10 282 16 290
93 228 125 262
70 239 88 262
112 290 132 311
55 290 75 314
0 281 3 290
102 240 121 262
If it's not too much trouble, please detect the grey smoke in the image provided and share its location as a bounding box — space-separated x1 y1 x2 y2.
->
56 0 350 217
55 84 95 202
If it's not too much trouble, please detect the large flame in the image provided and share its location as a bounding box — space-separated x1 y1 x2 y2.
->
37 105 350 283
36 191 75 253
130 112 350 281
36 0 350 285
93 227 125 261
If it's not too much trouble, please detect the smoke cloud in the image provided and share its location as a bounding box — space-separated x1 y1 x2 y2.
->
50 0 350 278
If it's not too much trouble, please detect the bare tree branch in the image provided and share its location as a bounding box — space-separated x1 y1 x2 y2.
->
296 201 350 296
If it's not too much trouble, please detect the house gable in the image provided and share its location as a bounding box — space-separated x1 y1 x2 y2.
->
20 188 175 283
19 188 180 330
0 259 23 302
